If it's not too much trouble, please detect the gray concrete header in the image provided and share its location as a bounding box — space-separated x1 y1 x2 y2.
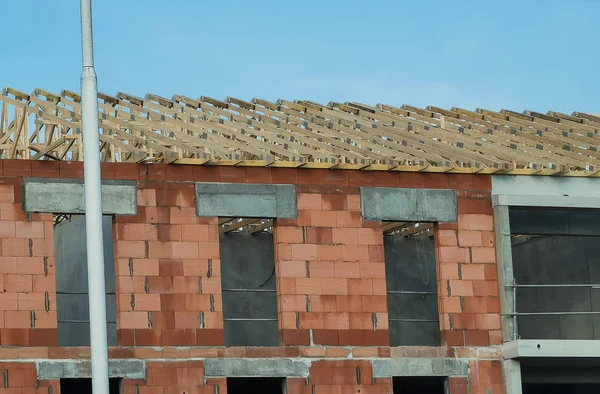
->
503 339 600 359
195 182 297 218
360 187 457 222
492 194 600 209
36 359 145 380
492 176 600 199
371 358 469 377
23 178 137 215
204 358 309 378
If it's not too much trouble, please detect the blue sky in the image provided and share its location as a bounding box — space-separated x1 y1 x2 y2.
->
1 0 598 113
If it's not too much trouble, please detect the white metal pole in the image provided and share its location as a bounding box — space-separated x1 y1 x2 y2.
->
80 1 110 393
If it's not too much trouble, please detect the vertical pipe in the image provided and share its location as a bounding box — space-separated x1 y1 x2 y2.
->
80 1 110 393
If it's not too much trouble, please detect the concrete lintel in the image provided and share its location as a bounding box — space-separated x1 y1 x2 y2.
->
195 182 297 218
371 358 468 378
204 358 309 378
503 340 600 359
360 187 457 222
492 194 600 208
36 359 145 380
492 175 600 199
23 178 137 215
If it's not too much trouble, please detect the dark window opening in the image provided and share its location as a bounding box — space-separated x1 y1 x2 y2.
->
219 218 278 347
384 222 440 346
393 376 446 393
521 362 600 394
523 383 600 394
227 377 284 394
510 207 600 340
54 214 117 346
60 378 121 394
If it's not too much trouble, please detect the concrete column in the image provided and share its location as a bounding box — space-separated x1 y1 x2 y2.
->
494 205 517 342
503 360 523 394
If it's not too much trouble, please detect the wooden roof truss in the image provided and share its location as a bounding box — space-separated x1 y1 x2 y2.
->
1 87 598 176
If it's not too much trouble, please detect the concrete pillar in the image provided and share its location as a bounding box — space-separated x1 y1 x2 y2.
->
503 360 523 394
494 205 517 342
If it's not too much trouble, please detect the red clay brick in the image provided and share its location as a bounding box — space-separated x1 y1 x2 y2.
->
449 280 474 297
0 221 16 239
458 214 494 231
332 228 358 245
321 278 348 295
458 231 482 247
452 313 477 330
305 227 333 244
279 260 308 278
333 262 360 279
119 311 149 329
471 247 496 264
438 247 469 264
463 297 488 313
276 227 304 244
322 194 346 211
5 311 31 328
297 193 322 210
441 297 462 313
348 278 372 295
347 195 361 211
291 244 318 260
4 274 32 293
440 263 460 280
317 245 344 261
473 175 492 190
473 281 499 297
461 264 486 280
336 211 362 228
475 313 501 330
311 211 338 227
444 330 465 346
309 261 335 278
295 278 322 295
465 330 491 346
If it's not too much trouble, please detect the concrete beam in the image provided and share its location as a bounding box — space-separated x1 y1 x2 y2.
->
492 194 600 209
371 358 468 378
36 359 145 380
504 339 600 359
23 178 137 215
195 183 297 218
492 175 600 199
360 187 457 222
204 358 309 378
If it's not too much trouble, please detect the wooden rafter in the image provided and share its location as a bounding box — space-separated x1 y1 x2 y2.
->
219 218 274 234
383 222 434 237
0 87 599 176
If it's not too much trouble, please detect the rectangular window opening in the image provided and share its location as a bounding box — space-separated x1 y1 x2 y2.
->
219 217 279 347
509 207 600 340
60 378 121 394
383 221 440 346
393 376 446 394
227 377 285 394
53 214 117 346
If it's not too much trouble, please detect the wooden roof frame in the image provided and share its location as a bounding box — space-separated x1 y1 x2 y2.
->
1 87 598 177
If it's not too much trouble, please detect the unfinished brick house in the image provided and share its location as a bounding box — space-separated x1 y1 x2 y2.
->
0 88 598 394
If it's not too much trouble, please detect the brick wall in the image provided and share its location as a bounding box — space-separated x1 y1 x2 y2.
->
275 186 389 347
0 179 57 347
0 161 504 393
114 182 224 347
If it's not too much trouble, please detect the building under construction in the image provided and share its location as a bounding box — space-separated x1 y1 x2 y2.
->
0 87 598 393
